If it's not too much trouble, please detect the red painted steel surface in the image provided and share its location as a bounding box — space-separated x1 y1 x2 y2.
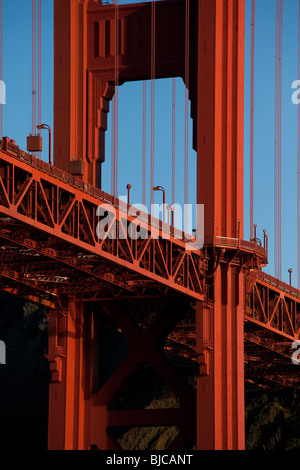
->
0 0 298 452
0 137 208 303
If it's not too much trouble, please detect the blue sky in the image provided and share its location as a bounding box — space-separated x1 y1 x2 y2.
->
244 0 299 285
1 0 300 286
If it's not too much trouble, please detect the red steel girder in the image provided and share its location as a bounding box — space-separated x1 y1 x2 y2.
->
0 142 206 301
245 270 300 341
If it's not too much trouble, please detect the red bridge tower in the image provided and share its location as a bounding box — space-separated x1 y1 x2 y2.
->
44 0 265 450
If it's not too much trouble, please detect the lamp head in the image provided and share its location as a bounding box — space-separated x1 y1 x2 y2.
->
36 124 50 131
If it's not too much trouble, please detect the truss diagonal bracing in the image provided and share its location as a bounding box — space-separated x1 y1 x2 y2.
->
0 138 207 307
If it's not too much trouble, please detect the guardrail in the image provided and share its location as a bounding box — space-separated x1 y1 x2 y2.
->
0 137 200 245
214 235 267 259
0 136 269 261
255 270 300 299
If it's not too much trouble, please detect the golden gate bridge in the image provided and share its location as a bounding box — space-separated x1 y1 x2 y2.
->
0 0 299 451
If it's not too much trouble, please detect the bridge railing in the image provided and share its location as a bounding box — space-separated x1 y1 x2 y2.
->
255 270 300 298
0 137 201 246
0 137 269 260
214 235 267 259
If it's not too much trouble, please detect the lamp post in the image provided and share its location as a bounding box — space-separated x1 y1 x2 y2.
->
288 268 293 286
36 124 52 165
253 223 257 242
126 184 132 205
153 185 166 222
263 229 266 249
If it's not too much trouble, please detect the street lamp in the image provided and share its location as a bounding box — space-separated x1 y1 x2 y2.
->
37 124 52 165
153 185 166 222
288 268 293 286
263 229 267 249
126 184 132 205
253 224 257 242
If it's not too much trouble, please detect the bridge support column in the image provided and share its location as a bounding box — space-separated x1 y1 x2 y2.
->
47 301 91 450
196 264 245 450
195 0 246 449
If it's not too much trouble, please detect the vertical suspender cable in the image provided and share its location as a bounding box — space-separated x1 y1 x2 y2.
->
38 0 41 129
184 0 190 234
143 80 147 207
298 0 300 289
250 0 255 240
111 12 114 196
150 0 155 210
115 0 119 198
111 0 119 198
32 0 36 136
275 0 280 279
111 91 115 195
279 0 283 279
184 0 189 208
274 0 283 280
142 0 147 208
278 0 283 280
0 0 3 139
172 77 176 207
274 1 278 277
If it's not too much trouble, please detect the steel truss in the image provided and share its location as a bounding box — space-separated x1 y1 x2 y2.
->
0 138 207 306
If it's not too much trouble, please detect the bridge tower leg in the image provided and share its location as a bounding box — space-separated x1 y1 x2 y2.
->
195 0 246 449
196 266 245 449
46 297 196 450
46 302 92 450
50 0 246 450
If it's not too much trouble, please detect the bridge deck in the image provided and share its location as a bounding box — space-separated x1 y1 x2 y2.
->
0 137 208 307
0 137 298 385
0 137 268 306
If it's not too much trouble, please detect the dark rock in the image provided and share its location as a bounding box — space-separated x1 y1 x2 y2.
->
0 293 50 450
